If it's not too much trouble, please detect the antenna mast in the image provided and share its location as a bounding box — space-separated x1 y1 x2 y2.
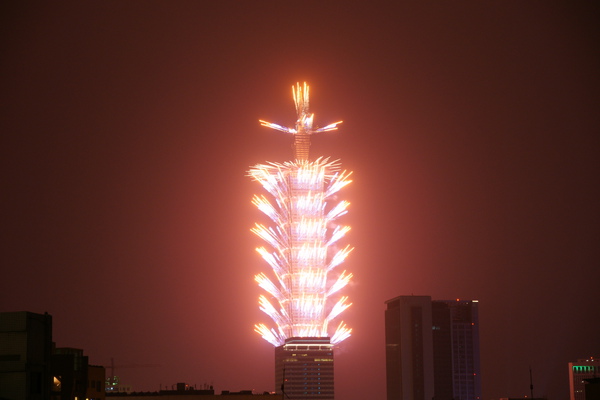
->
259 82 342 161
529 366 534 399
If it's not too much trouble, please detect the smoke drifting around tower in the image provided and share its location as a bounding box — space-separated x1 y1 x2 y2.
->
249 83 353 347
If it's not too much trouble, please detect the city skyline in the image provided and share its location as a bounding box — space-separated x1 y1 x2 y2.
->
1 3 598 400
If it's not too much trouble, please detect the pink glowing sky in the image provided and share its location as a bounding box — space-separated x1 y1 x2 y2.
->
1 2 598 400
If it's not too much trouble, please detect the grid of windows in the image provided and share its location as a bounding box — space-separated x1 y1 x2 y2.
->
386 298 480 400
275 338 334 400
430 300 481 400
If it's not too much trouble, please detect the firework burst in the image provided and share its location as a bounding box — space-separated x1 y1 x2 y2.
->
250 83 353 346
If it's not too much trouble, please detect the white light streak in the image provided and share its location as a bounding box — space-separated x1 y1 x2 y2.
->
327 245 353 271
327 200 350 220
327 271 353 297
327 225 351 246
331 321 352 344
315 121 344 132
327 296 352 322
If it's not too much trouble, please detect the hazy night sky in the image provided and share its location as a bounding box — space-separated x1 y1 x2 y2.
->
1 2 598 400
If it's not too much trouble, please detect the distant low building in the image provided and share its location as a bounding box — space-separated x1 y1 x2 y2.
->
106 383 277 400
105 375 132 395
498 398 546 400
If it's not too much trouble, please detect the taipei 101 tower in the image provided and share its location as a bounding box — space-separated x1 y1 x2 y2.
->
248 83 353 399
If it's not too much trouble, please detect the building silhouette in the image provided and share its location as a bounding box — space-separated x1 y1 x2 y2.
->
569 357 600 400
385 296 434 400
385 296 481 400
432 300 481 400
582 378 600 400
105 383 277 399
51 347 99 400
0 311 53 400
0 311 105 400
87 365 106 400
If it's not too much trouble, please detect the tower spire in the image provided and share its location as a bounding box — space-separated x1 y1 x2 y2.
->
249 83 352 400
259 82 342 161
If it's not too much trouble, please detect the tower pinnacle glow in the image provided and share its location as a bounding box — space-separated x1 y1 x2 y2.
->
259 82 343 161
249 83 353 347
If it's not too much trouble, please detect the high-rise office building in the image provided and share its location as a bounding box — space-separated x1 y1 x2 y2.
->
275 337 334 399
568 357 600 400
385 296 481 400
431 300 481 400
249 83 352 399
385 296 435 400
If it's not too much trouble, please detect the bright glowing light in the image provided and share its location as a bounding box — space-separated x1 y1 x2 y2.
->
259 82 343 161
249 83 353 346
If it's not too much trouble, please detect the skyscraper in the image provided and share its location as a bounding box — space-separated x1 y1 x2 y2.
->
385 296 435 400
385 297 481 400
249 83 353 399
431 300 481 400
275 338 334 399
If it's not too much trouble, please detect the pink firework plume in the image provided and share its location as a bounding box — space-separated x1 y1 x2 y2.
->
249 83 353 346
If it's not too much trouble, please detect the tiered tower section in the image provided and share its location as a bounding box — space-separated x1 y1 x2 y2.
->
249 83 353 347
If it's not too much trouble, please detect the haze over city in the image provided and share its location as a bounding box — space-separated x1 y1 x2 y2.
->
1 2 598 400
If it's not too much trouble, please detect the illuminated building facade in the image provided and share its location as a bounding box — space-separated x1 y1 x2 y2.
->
384 297 481 400
249 83 352 399
568 358 600 400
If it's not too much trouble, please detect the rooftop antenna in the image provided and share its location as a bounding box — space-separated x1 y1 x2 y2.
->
529 366 534 399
